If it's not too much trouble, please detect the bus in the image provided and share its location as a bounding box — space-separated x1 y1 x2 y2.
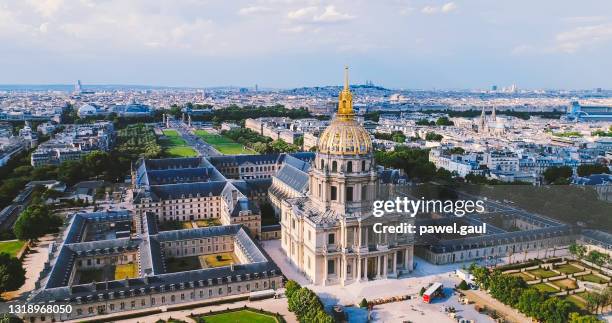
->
422 282 443 303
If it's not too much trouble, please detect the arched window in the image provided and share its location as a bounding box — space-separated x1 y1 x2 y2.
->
332 161 337 172
320 159 325 169
361 160 366 171
347 161 353 173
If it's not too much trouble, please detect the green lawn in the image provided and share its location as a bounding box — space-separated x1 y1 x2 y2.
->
195 130 254 155
532 283 559 293
577 274 609 284
195 218 222 228
509 272 535 281
196 309 278 323
0 240 26 257
160 130 198 157
564 295 587 310
555 264 582 275
165 256 202 273
550 278 578 290
77 269 105 284
527 268 559 279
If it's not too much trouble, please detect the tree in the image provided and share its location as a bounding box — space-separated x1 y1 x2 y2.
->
13 203 62 241
517 288 545 319
457 280 469 290
539 297 575 323
577 164 610 177
568 312 603 323
569 243 587 259
419 287 426 296
0 254 26 296
543 166 573 184
285 280 301 299
0 313 24 323
359 298 368 307
436 117 454 126
425 132 443 141
416 119 435 126
586 250 610 268
469 264 491 290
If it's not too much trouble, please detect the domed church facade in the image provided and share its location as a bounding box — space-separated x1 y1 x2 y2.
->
271 67 414 286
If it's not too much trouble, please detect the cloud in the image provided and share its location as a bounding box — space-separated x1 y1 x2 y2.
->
238 6 274 16
287 6 354 23
555 23 612 53
441 2 457 13
421 2 457 15
287 6 317 20
313 6 355 23
421 6 439 14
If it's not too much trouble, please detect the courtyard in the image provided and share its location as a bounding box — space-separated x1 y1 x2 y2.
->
165 252 239 273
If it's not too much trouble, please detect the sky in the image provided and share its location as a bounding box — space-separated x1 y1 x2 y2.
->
1 0 612 89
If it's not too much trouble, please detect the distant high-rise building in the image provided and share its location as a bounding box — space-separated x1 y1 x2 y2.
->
74 80 82 93
491 85 498 91
255 84 258 92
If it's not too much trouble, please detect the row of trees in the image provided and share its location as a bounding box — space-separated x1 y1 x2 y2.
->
285 280 334 323
543 164 610 185
222 128 300 154
174 104 312 124
373 131 406 143
591 125 612 137
470 264 605 322
416 116 455 126
569 243 612 267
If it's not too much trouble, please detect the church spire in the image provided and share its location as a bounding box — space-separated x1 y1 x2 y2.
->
338 66 354 117
344 65 349 90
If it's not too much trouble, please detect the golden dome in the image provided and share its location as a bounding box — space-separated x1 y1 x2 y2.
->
317 67 373 155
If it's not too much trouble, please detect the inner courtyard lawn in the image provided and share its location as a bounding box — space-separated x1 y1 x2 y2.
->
194 130 254 155
76 269 105 284
166 256 202 273
115 263 138 280
204 252 237 268
195 309 278 323
0 240 25 257
195 218 222 228
160 129 198 157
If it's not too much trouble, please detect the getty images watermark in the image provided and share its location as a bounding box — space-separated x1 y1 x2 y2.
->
371 197 487 236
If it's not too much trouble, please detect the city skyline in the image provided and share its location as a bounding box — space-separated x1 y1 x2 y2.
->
1 1 612 89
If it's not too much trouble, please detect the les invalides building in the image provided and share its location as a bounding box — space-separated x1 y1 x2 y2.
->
270 67 414 286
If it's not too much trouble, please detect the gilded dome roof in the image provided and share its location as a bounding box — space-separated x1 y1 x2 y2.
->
318 119 373 155
317 67 373 156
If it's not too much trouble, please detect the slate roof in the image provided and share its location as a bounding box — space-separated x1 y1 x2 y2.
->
145 182 228 201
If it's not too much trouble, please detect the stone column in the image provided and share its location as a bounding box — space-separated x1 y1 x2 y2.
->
405 248 410 270
393 251 397 275
356 256 361 282
383 254 388 278
323 255 328 286
376 256 381 278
